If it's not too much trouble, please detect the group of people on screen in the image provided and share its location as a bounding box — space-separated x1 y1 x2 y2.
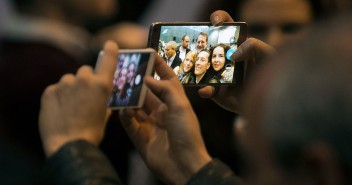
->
108 54 139 106
158 32 236 84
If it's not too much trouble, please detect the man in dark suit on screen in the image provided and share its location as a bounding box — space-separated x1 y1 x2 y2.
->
175 35 191 61
163 41 182 70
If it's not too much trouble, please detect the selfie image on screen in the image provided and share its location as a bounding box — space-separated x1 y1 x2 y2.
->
155 25 241 85
108 52 150 108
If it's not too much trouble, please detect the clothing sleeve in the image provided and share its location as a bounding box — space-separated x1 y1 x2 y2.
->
186 159 244 185
40 140 123 185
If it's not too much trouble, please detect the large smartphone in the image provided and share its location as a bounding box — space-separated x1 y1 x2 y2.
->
105 48 156 109
148 22 247 86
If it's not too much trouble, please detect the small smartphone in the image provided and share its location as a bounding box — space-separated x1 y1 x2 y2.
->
148 22 247 86
104 48 156 109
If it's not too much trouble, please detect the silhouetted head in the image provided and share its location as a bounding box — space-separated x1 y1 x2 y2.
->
239 13 352 185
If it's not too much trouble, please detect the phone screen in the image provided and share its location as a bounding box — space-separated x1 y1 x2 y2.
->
108 49 155 109
148 22 247 86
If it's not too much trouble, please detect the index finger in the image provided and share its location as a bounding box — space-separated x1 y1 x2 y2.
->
210 10 235 26
95 40 119 84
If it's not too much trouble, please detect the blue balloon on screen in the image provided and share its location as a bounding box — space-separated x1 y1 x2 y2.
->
226 48 236 61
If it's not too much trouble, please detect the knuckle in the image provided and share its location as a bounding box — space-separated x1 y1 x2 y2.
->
76 74 91 85
96 80 112 94
42 85 56 99
78 65 93 74
246 38 258 47
60 74 75 85
76 66 94 84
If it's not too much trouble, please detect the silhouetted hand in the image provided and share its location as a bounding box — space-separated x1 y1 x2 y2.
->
119 55 212 185
198 10 276 113
39 41 118 157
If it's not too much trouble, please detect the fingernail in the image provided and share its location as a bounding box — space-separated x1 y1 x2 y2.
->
98 50 104 59
94 51 104 72
213 15 221 25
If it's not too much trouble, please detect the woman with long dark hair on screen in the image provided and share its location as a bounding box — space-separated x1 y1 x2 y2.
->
108 67 130 106
208 43 234 83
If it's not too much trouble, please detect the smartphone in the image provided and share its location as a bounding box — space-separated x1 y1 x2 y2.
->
148 22 247 86
104 48 156 109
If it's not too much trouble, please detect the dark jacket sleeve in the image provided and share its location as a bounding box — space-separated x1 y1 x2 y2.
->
186 159 244 185
40 140 123 185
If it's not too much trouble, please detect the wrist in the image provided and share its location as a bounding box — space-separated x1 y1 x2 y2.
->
185 159 237 185
176 153 212 185
42 135 100 158
42 137 69 157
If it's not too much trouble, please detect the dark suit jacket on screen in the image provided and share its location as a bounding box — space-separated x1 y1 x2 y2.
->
163 56 182 69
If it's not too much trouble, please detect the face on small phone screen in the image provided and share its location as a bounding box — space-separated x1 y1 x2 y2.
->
108 51 153 109
150 23 247 86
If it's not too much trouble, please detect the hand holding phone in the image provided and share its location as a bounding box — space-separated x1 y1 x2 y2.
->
197 10 276 114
